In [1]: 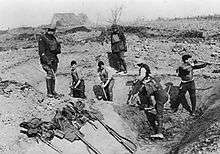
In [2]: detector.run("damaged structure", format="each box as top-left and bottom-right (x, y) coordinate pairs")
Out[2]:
(51, 13), (89, 27)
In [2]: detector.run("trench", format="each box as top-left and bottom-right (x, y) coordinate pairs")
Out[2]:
(0, 42), (219, 154)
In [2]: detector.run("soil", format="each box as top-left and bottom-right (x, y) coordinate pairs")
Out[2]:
(0, 19), (219, 154)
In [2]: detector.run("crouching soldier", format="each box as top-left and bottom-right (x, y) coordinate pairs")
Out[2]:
(172, 54), (210, 115)
(97, 61), (115, 101)
(69, 60), (86, 99)
(38, 26), (61, 98)
(135, 59), (168, 139)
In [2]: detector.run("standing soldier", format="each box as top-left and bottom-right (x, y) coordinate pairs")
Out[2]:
(97, 61), (115, 101)
(69, 60), (86, 99)
(172, 54), (210, 115)
(38, 26), (61, 98)
(110, 24), (127, 73)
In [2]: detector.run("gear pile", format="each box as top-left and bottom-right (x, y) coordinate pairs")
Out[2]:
(20, 100), (137, 154)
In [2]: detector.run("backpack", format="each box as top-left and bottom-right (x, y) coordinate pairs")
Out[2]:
(93, 85), (106, 100)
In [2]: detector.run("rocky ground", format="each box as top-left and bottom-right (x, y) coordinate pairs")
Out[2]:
(0, 19), (219, 154)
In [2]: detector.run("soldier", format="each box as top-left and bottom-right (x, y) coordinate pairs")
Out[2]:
(69, 60), (86, 99)
(38, 26), (61, 98)
(134, 59), (168, 139)
(97, 61), (115, 101)
(172, 54), (210, 115)
(110, 24), (127, 73)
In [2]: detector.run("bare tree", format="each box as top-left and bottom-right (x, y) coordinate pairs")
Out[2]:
(107, 5), (124, 25)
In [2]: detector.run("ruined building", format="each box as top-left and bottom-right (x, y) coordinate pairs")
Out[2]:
(51, 13), (89, 27)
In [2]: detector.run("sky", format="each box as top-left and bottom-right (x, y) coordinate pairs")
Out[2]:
(0, 0), (220, 29)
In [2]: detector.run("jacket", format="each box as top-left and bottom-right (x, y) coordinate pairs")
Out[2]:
(38, 33), (61, 64)
(110, 31), (127, 53)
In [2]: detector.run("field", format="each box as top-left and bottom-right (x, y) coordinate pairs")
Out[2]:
(0, 18), (219, 154)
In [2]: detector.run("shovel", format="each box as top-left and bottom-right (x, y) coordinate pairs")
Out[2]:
(101, 86), (108, 100)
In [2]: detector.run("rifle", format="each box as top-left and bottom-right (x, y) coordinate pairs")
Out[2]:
(126, 80), (143, 105)
(36, 134), (63, 154)
(197, 59), (220, 65)
(92, 114), (137, 154)
(70, 125), (102, 154)
(54, 109), (102, 154)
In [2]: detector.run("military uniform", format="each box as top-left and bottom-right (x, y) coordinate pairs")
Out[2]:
(173, 62), (208, 114)
(138, 65), (168, 135)
(97, 67), (115, 101)
(38, 32), (61, 97)
(110, 25), (127, 72)
(69, 68), (86, 99)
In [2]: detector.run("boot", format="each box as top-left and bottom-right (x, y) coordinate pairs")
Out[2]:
(51, 78), (62, 98)
(46, 78), (53, 98)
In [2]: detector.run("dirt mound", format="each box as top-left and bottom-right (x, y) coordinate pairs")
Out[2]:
(114, 105), (152, 138)
(61, 26), (91, 34)
(171, 83), (220, 153)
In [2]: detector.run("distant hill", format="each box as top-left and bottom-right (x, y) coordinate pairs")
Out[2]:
(164, 14), (220, 21)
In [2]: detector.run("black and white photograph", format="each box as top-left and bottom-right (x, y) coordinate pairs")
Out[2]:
(0, 0), (220, 153)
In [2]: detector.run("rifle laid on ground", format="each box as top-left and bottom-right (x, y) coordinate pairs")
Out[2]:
(69, 102), (137, 154)
(20, 100), (137, 154)
(36, 134), (63, 153)
(92, 113), (137, 154)
(52, 108), (102, 154)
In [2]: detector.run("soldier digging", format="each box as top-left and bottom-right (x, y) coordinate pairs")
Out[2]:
(69, 60), (86, 99)
(38, 25), (61, 98)
(97, 61), (115, 101)
(128, 59), (168, 139)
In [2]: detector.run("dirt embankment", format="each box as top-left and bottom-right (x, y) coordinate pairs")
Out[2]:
(0, 20), (219, 154)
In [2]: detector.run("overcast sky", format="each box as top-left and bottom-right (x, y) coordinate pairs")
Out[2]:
(0, 0), (220, 29)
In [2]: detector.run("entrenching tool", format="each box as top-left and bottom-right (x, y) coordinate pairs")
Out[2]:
(92, 114), (137, 154)
(101, 86), (108, 100)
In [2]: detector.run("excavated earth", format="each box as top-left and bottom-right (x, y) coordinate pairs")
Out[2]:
(0, 20), (219, 154)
